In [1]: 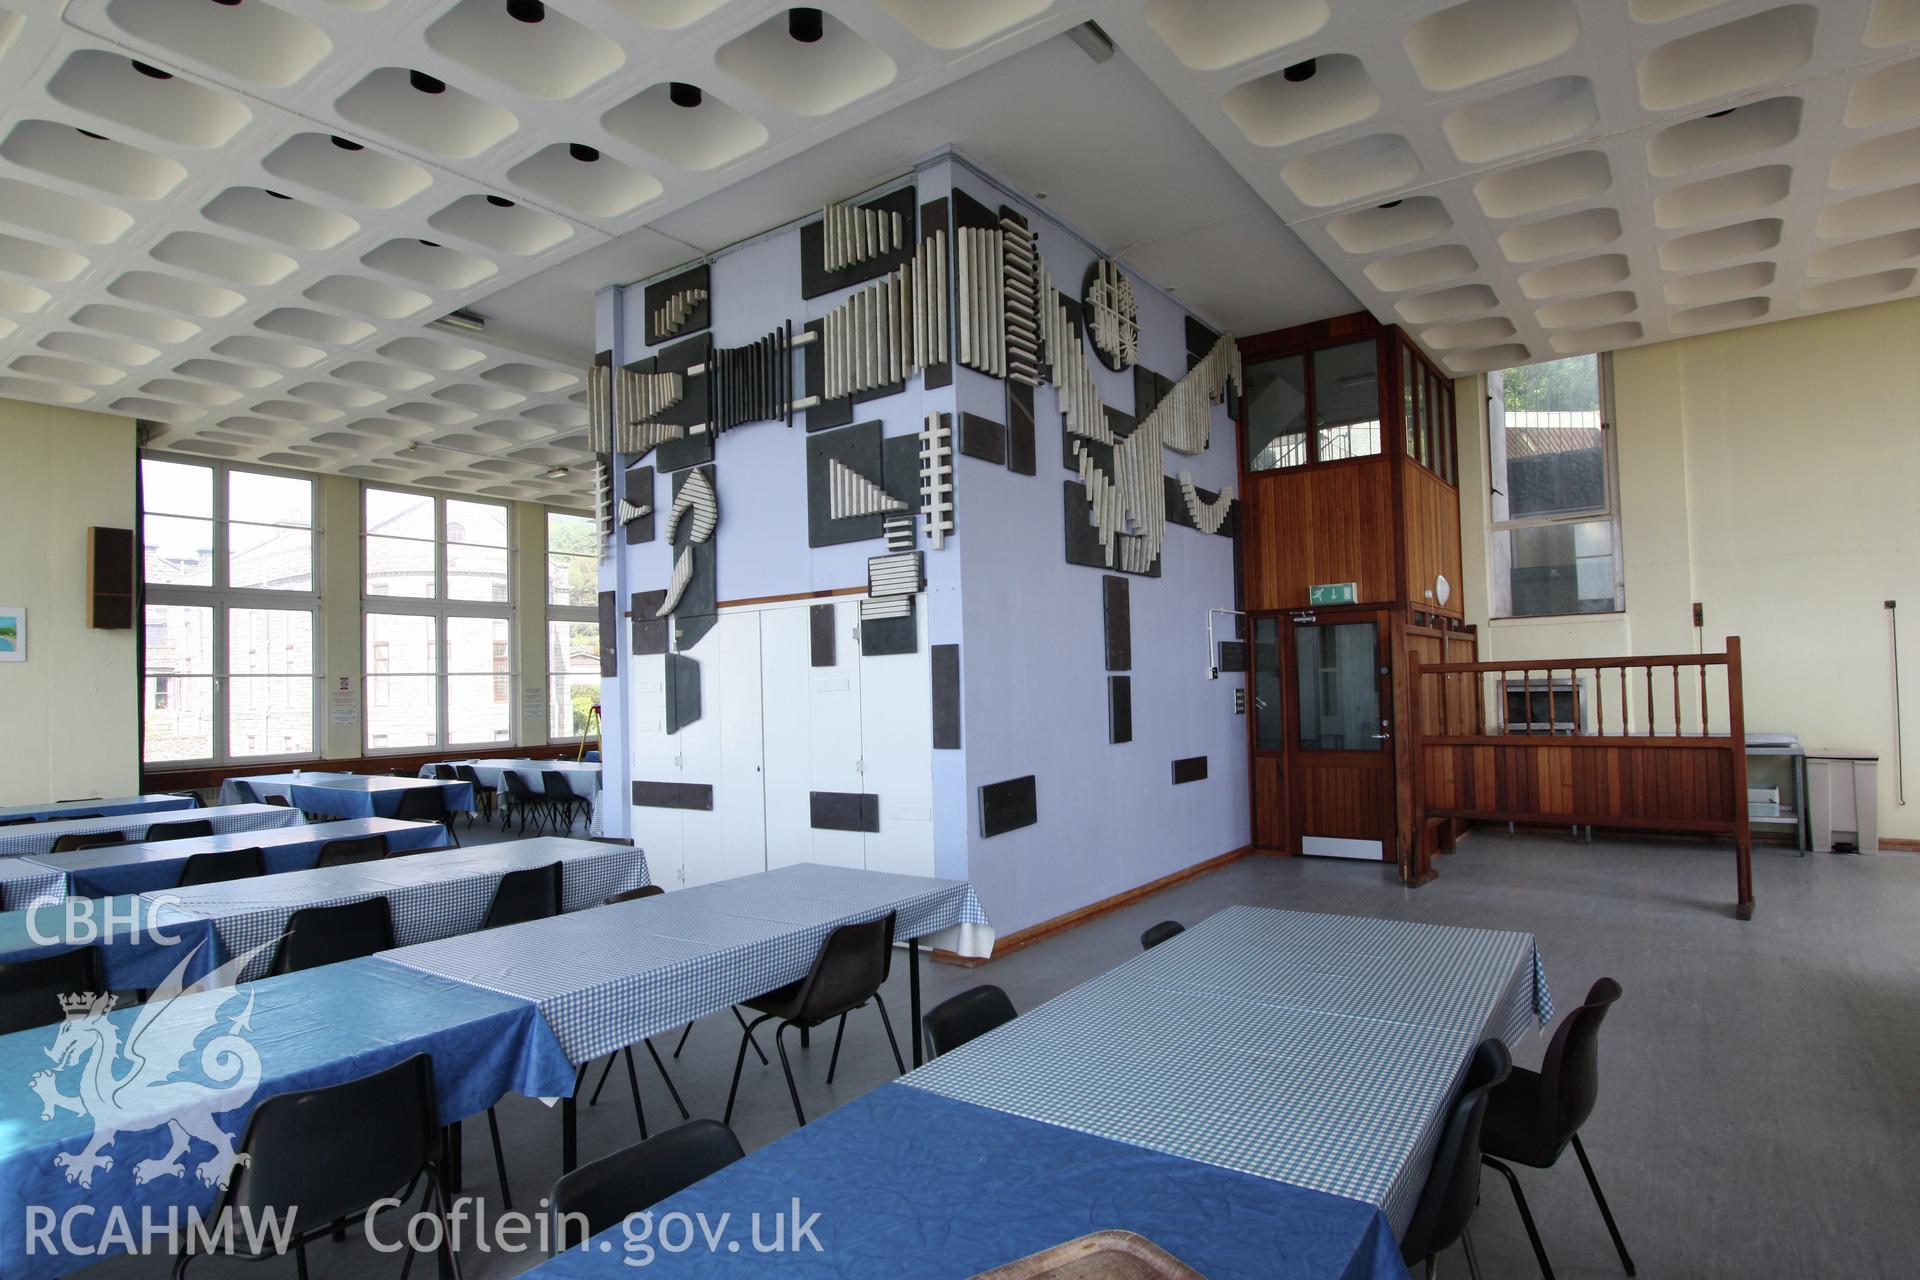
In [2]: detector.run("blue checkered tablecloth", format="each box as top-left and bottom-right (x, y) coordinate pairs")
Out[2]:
(0, 858), (66, 910)
(0, 804), (303, 858)
(0, 794), (196, 824)
(0, 895), (220, 989)
(424, 759), (600, 800)
(218, 772), (350, 805)
(144, 837), (648, 981)
(22, 818), (449, 898)
(223, 774), (474, 819)
(903, 905), (1550, 1238)
(384, 862), (990, 1065)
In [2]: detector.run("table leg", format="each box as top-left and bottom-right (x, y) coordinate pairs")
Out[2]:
(445, 1120), (463, 1195)
(562, 1094), (578, 1173)
(909, 937), (923, 1068)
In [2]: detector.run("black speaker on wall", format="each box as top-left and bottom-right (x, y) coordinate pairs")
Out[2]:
(88, 527), (134, 630)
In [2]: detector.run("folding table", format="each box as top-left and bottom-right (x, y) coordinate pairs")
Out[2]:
(0, 794), (196, 824)
(0, 803), (303, 859)
(223, 773), (474, 820)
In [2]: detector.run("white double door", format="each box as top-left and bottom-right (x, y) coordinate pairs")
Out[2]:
(628, 598), (934, 889)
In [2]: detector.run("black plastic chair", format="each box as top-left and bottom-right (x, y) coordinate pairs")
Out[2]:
(923, 984), (1018, 1058)
(176, 847), (265, 888)
(499, 771), (550, 834)
(583, 885), (689, 1131)
(453, 765), (495, 823)
(1141, 920), (1185, 950)
(147, 818), (215, 842)
(51, 831), (125, 853)
(228, 780), (261, 804)
(170, 1053), (458, 1279)
(1400, 1037), (1512, 1280)
(0, 816), (33, 826)
(0, 947), (105, 1036)
(482, 862), (563, 930)
(543, 770), (588, 833)
(315, 834), (388, 868)
(267, 898), (396, 976)
(1482, 978), (1636, 1280)
(262, 794), (292, 808)
(550, 1120), (745, 1250)
(603, 884), (664, 904)
(431, 764), (460, 781)
(725, 912), (904, 1128)
(395, 785), (460, 847)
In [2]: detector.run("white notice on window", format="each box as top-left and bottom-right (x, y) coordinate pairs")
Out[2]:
(331, 676), (357, 727)
(523, 686), (544, 720)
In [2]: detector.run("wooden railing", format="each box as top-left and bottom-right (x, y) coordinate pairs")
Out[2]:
(1407, 637), (1752, 919)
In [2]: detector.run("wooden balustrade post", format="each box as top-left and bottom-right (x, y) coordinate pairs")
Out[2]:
(1404, 649), (1436, 887)
(1727, 636), (1754, 920)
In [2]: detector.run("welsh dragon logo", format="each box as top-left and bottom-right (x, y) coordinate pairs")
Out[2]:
(29, 941), (272, 1190)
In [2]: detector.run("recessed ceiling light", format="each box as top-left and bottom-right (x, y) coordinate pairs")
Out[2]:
(1378, 199), (1403, 209)
(265, 189), (291, 200)
(568, 143), (600, 163)
(788, 7), (824, 43)
(544, 465), (570, 479)
(331, 135), (365, 151)
(418, 239), (441, 248)
(410, 70), (447, 95)
(669, 82), (704, 109)
(1283, 58), (1318, 84)
(1707, 107), (1737, 119)
(486, 195), (515, 208)
(208, 0), (242, 7)
(507, 0), (546, 22)
(435, 309), (487, 332)
(77, 128), (109, 141)
(131, 60), (173, 81)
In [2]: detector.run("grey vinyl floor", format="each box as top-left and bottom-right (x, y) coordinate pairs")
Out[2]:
(89, 816), (1920, 1278)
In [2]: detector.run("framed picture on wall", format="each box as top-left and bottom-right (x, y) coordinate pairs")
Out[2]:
(0, 607), (23, 661)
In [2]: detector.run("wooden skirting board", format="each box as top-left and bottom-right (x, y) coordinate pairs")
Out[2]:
(933, 845), (1253, 967)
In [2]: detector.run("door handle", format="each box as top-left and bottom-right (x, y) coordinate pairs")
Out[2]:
(1372, 732), (1393, 740)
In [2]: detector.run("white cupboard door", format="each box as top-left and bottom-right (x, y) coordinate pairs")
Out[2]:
(625, 653), (681, 888)
(858, 606), (935, 877)
(805, 600), (868, 869)
(759, 605), (816, 869)
(710, 611), (768, 883)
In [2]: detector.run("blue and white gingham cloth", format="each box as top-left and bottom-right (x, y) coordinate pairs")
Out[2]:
(0, 795), (196, 824)
(0, 858), (66, 911)
(0, 804), (302, 858)
(424, 760), (600, 801)
(224, 774), (474, 819)
(385, 862), (990, 1065)
(903, 905), (1549, 1237)
(145, 837), (648, 982)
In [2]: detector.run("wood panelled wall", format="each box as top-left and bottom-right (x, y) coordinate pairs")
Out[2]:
(1243, 462), (1398, 609)
(1402, 464), (1464, 618)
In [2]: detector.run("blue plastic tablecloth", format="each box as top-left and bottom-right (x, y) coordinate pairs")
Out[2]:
(290, 776), (475, 820)
(528, 1084), (1407, 1280)
(0, 895), (220, 989)
(0, 795), (196, 824)
(0, 805), (302, 859)
(0, 857), (66, 911)
(23, 818), (450, 898)
(0, 955), (574, 1280)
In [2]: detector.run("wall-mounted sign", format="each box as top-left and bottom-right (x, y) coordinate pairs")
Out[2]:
(1309, 582), (1357, 606)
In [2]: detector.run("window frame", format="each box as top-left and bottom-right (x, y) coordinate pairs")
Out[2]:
(543, 508), (600, 743)
(1486, 353), (1626, 619)
(1242, 333), (1392, 476)
(359, 484), (515, 754)
(139, 455), (321, 767)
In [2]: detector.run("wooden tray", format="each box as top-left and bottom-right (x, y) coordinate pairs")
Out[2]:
(969, 1231), (1205, 1279)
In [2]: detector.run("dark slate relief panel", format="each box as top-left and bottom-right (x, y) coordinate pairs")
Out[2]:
(643, 263), (710, 346)
(1109, 675), (1133, 744)
(920, 195), (951, 390)
(632, 781), (714, 811)
(597, 591), (618, 677)
(806, 420), (886, 547)
(630, 589), (668, 656)
(1172, 756), (1209, 785)
(623, 463), (656, 545)
(979, 775), (1038, 838)
(861, 608), (916, 657)
(810, 791), (880, 833)
(1103, 575), (1131, 672)
(665, 651), (701, 735)
(932, 643), (961, 749)
(959, 412), (1006, 466)
(800, 185), (917, 300)
(1216, 640), (1247, 673)
(881, 432), (924, 511)
(1064, 481), (1160, 578)
(803, 318), (853, 432)
(810, 603), (836, 668)
(1006, 382), (1036, 476)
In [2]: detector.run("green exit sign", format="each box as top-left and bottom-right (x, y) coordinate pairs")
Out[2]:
(1309, 582), (1357, 606)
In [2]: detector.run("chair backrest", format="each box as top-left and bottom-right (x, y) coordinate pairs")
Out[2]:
(51, 831), (124, 853)
(432, 764), (459, 780)
(394, 786), (450, 823)
(218, 1053), (439, 1232)
(483, 862), (563, 929)
(228, 780), (260, 804)
(791, 912), (895, 1024)
(1140, 920), (1185, 950)
(268, 898), (396, 976)
(0, 816), (34, 826)
(1399, 1038), (1512, 1266)
(604, 884), (664, 905)
(262, 794), (292, 807)
(316, 834), (388, 868)
(588, 836), (636, 846)
(454, 764), (489, 790)
(147, 818), (215, 842)
(1534, 977), (1622, 1148)
(541, 770), (577, 801)
(177, 846), (265, 888)
(501, 771), (542, 803)
(551, 1120), (745, 1248)
(923, 984), (1018, 1058)
(0, 947), (105, 1036)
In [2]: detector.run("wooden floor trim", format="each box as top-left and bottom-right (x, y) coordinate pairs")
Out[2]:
(932, 845), (1253, 967)
(1879, 838), (1920, 852)
(718, 585), (865, 609)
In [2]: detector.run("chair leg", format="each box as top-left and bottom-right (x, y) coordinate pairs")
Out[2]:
(485, 1107), (512, 1214)
(295, 1242), (310, 1280)
(622, 1045), (648, 1139)
(443, 818), (460, 848)
(773, 1021), (807, 1127)
(825, 1012), (849, 1084)
(723, 1013), (778, 1124)
(428, 1172), (465, 1280)
(588, 1054), (616, 1105)
(1462, 1227), (1485, 1280)
(1572, 1134), (1637, 1276)
(734, 1006), (770, 1064)
(872, 992), (906, 1075)
(644, 1037), (690, 1120)
(1483, 1157), (1555, 1280)
(673, 1020), (694, 1058)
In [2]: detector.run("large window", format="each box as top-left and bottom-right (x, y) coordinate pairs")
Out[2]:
(545, 511), (600, 740)
(1246, 339), (1383, 472)
(140, 459), (317, 763)
(361, 487), (512, 750)
(1487, 354), (1623, 617)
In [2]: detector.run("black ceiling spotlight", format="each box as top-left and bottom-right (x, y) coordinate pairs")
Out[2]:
(77, 128), (109, 140)
(418, 239), (441, 248)
(1378, 199), (1402, 209)
(506, 0), (546, 22)
(266, 189), (292, 200)
(668, 81), (703, 109)
(1282, 58), (1317, 83)
(788, 7), (824, 43)
(568, 142), (600, 162)
(410, 70), (448, 95)
(1707, 107), (1737, 118)
(331, 135), (365, 150)
(208, 0), (243, 7)
(132, 60), (173, 80)
(486, 195), (515, 207)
